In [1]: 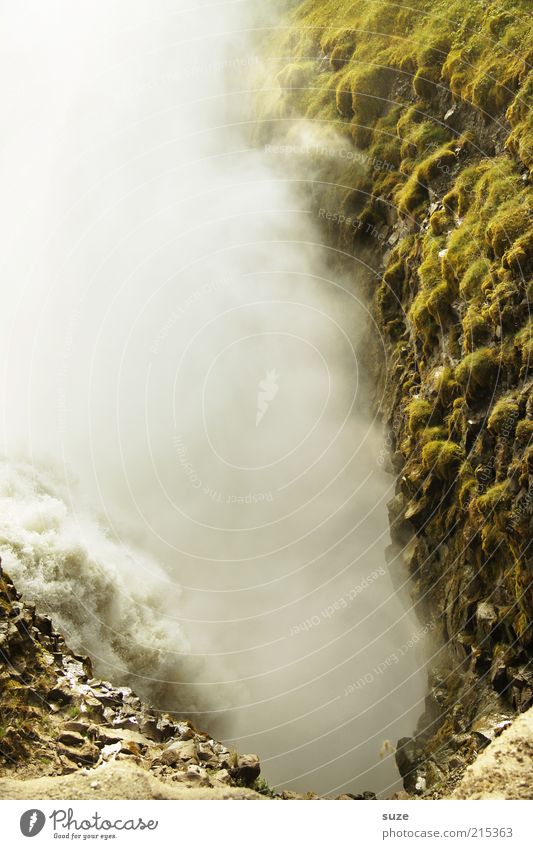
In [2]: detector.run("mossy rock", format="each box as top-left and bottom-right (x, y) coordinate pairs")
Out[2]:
(420, 425), (449, 444)
(455, 348), (499, 398)
(430, 208), (451, 236)
(477, 481), (509, 515)
(487, 396), (520, 435)
(418, 145), (457, 186)
(459, 258), (492, 301)
(458, 475), (477, 509)
(462, 307), (492, 352)
(515, 419), (533, 447)
(429, 366), (460, 405)
(407, 398), (438, 434)
(277, 63), (311, 91)
(502, 226), (533, 276)
(413, 65), (442, 100)
(395, 174), (428, 215)
(486, 205), (529, 258)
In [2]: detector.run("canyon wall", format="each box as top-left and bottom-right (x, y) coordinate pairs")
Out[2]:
(254, 0), (532, 793)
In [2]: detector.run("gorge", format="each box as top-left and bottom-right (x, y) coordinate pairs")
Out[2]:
(0, 0), (532, 800)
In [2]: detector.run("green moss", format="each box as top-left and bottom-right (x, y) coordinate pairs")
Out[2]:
(515, 419), (533, 447)
(477, 481), (509, 514)
(430, 208), (451, 236)
(336, 63), (395, 147)
(395, 143), (457, 218)
(277, 63), (312, 91)
(487, 203), (530, 258)
(428, 366), (459, 406)
(409, 237), (450, 330)
(407, 398), (437, 433)
(420, 425), (448, 444)
(413, 65), (441, 100)
(505, 73), (533, 170)
(459, 259), (492, 301)
(514, 322), (532, 376)
(422, 439), (465, 481)
(488, 396), (520, 435)
(398, 117), (449, 161)
(455, 348), (499, 397)
(502, 226), (533, 276)
(419, 145), (457, 184)
(462, 306), (492, 353)
(458, 474), (477, 508)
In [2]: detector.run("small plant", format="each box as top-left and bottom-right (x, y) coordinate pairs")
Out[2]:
(253, 777), (275, 797)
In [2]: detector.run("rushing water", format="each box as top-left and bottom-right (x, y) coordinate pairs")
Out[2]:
(0, 1), (426, 796)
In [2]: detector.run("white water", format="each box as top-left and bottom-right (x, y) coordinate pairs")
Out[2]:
(0, 0), (426, 796)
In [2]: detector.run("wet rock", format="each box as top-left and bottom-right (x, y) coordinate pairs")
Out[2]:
(425, 760), (445, 788)
(95, 729), (125, 746)
(95, 726), (147, 748)
(92, 691), (122, 708)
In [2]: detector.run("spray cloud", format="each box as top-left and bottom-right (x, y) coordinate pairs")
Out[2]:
(0, 0), (426, 795)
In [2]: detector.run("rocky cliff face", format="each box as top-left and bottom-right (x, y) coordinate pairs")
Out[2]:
(255, 0), (532, 795)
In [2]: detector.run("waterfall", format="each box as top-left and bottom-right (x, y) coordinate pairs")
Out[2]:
(0, 0), (426, 796)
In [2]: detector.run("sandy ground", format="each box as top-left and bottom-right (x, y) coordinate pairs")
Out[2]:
(451, 706), (533, 800)
(1, 708), (531, 801)
(0, 761), (263, 800)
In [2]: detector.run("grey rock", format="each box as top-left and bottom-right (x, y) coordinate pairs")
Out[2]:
(61, 721), (90, 735)
(161, 739), (198, 766)
(57, 731), (85, 747)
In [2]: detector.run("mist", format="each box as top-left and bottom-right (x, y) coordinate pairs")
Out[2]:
(0, 0), (427, 796)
